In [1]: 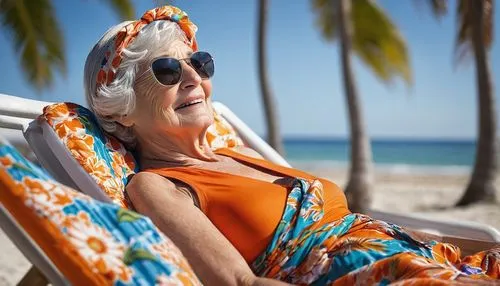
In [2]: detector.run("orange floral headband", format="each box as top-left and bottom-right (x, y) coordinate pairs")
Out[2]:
(96, 6), (198, 87)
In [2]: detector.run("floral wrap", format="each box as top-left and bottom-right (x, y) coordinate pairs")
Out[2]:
(252, 178), (500, 285)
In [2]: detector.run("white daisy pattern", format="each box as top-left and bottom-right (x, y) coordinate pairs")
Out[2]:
(66, 216), (132, 282)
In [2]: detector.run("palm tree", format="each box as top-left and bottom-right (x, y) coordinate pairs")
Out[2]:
(312, 0), (412, 212)
(257, 0), (285, 155)
(0, 0), (134, 91)
(426, 0), (497, 206)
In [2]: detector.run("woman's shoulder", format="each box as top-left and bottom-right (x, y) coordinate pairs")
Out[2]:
(126, 171), (198, 204)
(127, 171), (176, 191)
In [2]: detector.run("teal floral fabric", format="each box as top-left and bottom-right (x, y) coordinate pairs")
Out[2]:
(43, 103), (138, 208)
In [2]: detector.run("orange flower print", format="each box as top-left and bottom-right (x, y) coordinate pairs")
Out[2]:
(66, 217), (132, 283)
(114, 32), (126, 49)
(23, 177), (50, 200)
(0, 155), (13, 168)
(156, 272), (201, 286)
(54, 118), (84, 138)
(205, 131), (216, 146)
(205, 114), (243, 150)
(81, 158), (125, 207)
(111, 153), (125, 179)
(123, 153), (136, 173)
(11, 182), (27, 197)
(60, 211), (92, 229)
(67, 135), (95, 161)
(106, 70), (115, 85)
(84, 156), (112, 183)
(21, 177), (74, 223)
(43, 103), (71, 125)
(431, 242), (461, 265)
(214, 118), (231, 136)
(294, 246), (331, 284)
(301, 180), (324, 222)
(97, 70), (107, 85)
(100, 177), (125, 206)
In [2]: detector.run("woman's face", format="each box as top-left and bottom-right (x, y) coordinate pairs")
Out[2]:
(131, 40), (214, 137)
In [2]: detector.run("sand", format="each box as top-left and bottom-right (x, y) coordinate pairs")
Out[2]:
(1, 166), (499, 285)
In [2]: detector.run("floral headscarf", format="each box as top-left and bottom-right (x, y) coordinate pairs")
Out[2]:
(96, 6), (198, 87)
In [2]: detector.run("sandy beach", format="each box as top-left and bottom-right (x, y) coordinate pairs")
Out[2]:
(1, 166), (499, 285)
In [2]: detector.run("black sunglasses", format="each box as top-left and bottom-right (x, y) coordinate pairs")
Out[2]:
(150, 51), (215, 86)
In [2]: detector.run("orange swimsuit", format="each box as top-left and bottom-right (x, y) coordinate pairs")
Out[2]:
(145, 148), (350, 263)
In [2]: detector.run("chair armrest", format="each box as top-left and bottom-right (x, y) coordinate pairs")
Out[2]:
(212, 102), (291, 167)
(404, 227), (500, 257)
(0, 93), (52, 119)
(442, 236), (500, 257)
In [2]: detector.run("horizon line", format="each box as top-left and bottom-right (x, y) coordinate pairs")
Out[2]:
(270, 135), (481, 143)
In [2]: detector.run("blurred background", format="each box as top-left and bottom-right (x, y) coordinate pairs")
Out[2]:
(0, 0), (498, 284)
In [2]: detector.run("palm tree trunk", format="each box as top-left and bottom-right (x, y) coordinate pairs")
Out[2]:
(336, 0), (374, 212)
(257, 0), (285, 155)
(457, 0), (497, 206)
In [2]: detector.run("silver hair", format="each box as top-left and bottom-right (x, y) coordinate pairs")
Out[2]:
(84, 20), (188, 149)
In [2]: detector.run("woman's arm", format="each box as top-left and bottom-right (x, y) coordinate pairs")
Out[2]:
(126, 172), (290, 286)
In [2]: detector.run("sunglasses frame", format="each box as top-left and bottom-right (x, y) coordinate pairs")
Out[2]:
(148, 51), (215, 87)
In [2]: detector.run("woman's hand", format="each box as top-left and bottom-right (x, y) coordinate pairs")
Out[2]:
(127, 172), (290, 285)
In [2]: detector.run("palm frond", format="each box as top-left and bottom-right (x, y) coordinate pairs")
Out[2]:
(103, 0), (135, 20)
(153, 0), (173, 7)
(412, 0), (448, 19)
(428, 0), (448, 18)
(455, 0), (493, 64)
(0, 0), (65, 90)
(351, 0), (412, 85)
(311, 0), (338, 41)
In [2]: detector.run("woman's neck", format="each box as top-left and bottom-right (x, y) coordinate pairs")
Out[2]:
(137, 129), (218, 169)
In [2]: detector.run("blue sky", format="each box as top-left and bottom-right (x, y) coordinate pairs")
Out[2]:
(1, 0), (498, 140)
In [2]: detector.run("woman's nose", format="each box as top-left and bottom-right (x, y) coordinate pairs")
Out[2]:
(180, 61), (202, 89)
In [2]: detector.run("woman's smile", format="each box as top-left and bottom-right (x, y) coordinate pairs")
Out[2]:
(174, 95), (206, 111)
(176, 100), (204, 111)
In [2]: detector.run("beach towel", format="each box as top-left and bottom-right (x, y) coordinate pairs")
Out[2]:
(0, 141), (202, 285)
(252, 178), (500, 285)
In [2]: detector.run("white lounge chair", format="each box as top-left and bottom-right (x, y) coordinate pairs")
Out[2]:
(0, 203), (68, 286)
(1, 93), (499, 285)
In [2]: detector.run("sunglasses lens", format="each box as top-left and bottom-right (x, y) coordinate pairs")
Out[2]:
(152, 58), (182, 85)
(190, 52), (215, 79)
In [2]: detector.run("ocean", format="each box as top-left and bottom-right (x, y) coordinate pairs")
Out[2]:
(283, 138), (482, 175)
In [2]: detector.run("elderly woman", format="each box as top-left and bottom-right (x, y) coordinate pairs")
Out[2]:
(84, 6), (499, 286)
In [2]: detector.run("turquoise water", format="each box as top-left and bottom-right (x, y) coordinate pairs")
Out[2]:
(283, 138), (478, 172)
